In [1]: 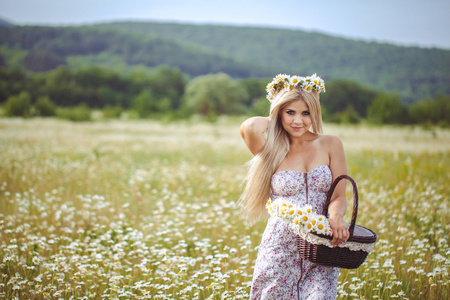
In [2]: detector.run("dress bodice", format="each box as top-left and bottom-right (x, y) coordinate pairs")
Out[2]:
(270, 165), (332, 214)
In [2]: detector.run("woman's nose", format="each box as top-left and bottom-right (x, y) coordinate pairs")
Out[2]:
(293, 114), (303, 124)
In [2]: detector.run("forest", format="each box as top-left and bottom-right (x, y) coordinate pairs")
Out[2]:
(0, 22), (449, 125)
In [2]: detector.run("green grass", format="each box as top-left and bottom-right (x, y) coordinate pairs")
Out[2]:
(0, 118), (449, 299)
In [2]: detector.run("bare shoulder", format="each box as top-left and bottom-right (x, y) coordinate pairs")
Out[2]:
(316, 134), (343, 149)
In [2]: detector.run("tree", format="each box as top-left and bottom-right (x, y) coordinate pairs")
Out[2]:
(320, 79), (376, 118)
(148, 66), (186, 110)
(35, 96), (56, 117)
(333, 104), (361, 124)
(132, 90), (159, 118)
(3, 92), (31, 117)
(367, 93), (408, 124)
(184, 73), (248, 116)
(409, 94), (450, 126)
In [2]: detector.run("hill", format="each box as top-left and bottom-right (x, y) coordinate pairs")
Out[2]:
(1, 21), (449, 103)
(0, 17), (13, 27)
(92, 22), (450, 104)
(0, 26), (265, 77)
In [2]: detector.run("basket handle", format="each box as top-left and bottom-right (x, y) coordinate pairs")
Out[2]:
(322, 174), (358, 237)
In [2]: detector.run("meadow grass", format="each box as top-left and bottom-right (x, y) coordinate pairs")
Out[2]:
(0, 118), (448, 299)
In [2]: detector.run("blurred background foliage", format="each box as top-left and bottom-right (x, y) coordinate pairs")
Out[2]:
(0, 22), (449, 126)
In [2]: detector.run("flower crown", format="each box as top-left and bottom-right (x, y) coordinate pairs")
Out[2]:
(266, 73), (326, 101)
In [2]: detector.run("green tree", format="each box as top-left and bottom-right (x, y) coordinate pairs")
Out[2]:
(239, 78), (268, 107)
(367, 93), (408, 124)
(148, 66), (186, 110)
(184, 73), (248, 116)
(3, 92), (31, 117)
(251, 97), (270, 116)
(333, 104), (361, 124)
(35, 96), (56, 117)
(409, 94), (450, 126)
(132, 90), (158, 118)
(320, 80), (376, 118)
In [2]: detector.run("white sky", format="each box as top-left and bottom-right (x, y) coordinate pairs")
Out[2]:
(1, 0), (449, 49)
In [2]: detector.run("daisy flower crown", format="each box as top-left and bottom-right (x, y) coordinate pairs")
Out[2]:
(266, 73), (326, 101)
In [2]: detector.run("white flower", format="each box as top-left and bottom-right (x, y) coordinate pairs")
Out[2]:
(267, 201), (331, 236)
(302, 82), (314, 93)
(32, 256), (40, 265)
(286, 205), (296, 219)
(304, 204), (313, 214)
(315, 220), (328, 235)
(290, 76), (302, 86)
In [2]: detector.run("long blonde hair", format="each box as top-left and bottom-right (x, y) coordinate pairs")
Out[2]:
(239, 87), (323, 223)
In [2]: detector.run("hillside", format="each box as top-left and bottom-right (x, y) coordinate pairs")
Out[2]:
(1, 21), (449, 103)
(0, 26), (265, 77)
(93, 22), (450, 103)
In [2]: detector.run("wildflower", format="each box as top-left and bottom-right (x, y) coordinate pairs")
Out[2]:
(32, 256), (40, 265)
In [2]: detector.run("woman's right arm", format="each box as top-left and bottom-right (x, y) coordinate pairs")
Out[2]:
(240, 116), (269, 155)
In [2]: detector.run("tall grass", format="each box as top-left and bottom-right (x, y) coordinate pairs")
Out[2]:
(0, 118), (448, 299)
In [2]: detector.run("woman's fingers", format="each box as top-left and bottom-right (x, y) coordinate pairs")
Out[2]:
(331, 227), (350, 246)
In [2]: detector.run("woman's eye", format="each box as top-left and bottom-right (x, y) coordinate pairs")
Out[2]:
(287, 110), (295, 115)
(302, 111), (310, 116)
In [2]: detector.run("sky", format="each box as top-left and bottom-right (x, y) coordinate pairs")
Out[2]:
(1, 0), (450, 49)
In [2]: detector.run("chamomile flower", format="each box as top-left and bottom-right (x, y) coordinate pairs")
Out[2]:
(302, 82), (313, 93)
(316, 215), (325, 222)
(287, 207), (296, 218)
(32, 256), (40, 265)
(304, 205), (313, 214)
(304, 220), (315, 233)
(301, 214), (309, 223)
(275, 74), (289, 82)
(316, 221), (328, 235)
(290, 76), (302, 86)
(284, 82), (295, 91)
(296, 208), (304, 216)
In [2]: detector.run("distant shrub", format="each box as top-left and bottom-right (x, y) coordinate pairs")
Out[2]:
(102, 105), (123, 119)
(35, 96), (56, 117)
(56, 103), (91, 121)
(333, 105), (361, 124)
(409, 94), (450, 127)
(3, 91), (31, 117)
(367, 93), (409, 124)
(251, 97), (270, 116)
(132, 90), (158, 118)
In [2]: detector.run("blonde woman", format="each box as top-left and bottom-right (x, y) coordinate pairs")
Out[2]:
(240, 74), (349, 299)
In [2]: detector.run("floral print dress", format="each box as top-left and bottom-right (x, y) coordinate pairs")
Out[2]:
(250, 165), (339, 300)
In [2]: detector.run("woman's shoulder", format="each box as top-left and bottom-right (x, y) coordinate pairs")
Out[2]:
(316, 134), (344, 149)
(317, 134), (342, 143)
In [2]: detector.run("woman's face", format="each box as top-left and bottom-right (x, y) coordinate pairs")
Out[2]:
(279, 100), (312, 138)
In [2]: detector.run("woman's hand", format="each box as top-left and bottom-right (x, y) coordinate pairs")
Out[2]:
(328, 214), (350, 247)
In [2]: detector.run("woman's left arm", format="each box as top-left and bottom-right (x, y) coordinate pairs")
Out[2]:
(327, 135), (350, 247)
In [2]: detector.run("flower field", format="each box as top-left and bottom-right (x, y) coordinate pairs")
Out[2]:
(0, 118), (449, 299)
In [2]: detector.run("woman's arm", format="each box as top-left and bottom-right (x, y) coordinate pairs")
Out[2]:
(240, 116), (269, 155)
(326, 135), (350, 247)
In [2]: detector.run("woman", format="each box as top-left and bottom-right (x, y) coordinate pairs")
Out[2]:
(240, 74), (350, 299)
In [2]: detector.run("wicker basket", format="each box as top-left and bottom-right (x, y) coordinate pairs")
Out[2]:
(297, 175), (377, 269)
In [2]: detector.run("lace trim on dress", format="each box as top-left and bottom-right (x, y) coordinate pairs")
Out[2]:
(276, 218), (375, 253)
